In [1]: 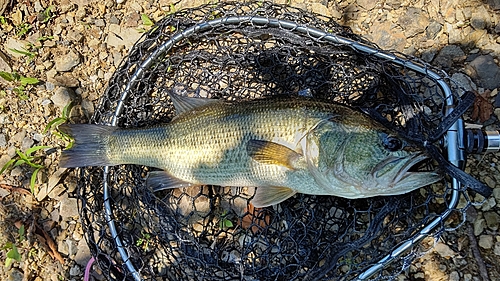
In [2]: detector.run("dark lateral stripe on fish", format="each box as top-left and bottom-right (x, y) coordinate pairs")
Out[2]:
(59, 124), (117, 168)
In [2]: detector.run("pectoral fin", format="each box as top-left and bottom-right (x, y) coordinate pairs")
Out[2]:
(146, 171), (194, 191)
(247, 140), (303, 170)
(252, 186), (297, 208)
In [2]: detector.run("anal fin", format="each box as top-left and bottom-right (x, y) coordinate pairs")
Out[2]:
(146, 171), (194, 192)
(252, 186), (297, 208)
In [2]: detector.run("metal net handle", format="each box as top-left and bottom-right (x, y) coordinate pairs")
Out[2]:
(101, 16), (462, 280)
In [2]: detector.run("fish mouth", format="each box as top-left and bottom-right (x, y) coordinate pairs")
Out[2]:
(372, 153), (442, 194)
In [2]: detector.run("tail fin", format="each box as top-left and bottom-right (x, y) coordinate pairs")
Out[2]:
(59, 124), (118, 168)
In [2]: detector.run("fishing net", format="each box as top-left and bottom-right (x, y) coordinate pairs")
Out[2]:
(76, 2), (490, 280)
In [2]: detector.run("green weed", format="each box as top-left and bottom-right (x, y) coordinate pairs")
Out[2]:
(136, 231), (152, 252)
(44, 102), (74, 147)
(2, 225), (25, 268)
(0, 146), (50, 193)
(8, 47), (37, 61)
(141, 14), (154, 26)
(40, 6), (55, 23)
(15, 23), (31, 37)
(0, 71), (39, 100)
(37, 35), (54, 42)
(219, 210), (234, 229)
(138, 14), (157, 33)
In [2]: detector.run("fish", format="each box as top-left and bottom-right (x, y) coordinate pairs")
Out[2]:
(59, 92), (442, 207)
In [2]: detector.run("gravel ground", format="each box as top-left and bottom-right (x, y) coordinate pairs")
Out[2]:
(0, 0), (499, 280)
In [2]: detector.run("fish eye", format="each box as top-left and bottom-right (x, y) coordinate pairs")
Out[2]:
(382, 135), (404, 152)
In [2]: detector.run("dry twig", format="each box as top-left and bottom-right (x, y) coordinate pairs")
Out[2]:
(466, 223), (491, 281)
(0, 183), (32, 196)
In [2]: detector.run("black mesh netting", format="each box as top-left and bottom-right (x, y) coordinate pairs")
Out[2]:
(76, 2), (483, 280)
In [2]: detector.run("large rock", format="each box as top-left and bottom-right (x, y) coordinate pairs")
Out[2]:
(367, 21), (406, 51)
(106, 24), (142, 50)
(465, 55), (500, 90)
(398, 8), (429, 38)
(54, 50), (80, 72)
(433, 45), (465, 69)
(357, 0), (377, 10)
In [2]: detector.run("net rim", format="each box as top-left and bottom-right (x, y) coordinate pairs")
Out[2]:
(98, 14), (462, 281)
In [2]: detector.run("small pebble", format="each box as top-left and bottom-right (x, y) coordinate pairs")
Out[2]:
(69, 265), (81, 276)
(95, 19), (106, 27)
(66, 238), (78, 256)
(21, 137), (34, 151)
(473, 218), (485, 235)
(54, 50), (81, 72)
(494, 242), (500, 256)
(478, 235), (493, 249)
(34, 2), (44, 12)
(74, 238), (91, 267)
(10, 166), (23, 177)
(493, 187), (500, 201)
(449, 271), (460, 281)
(434, 242), (456, 258)
(484, 211), (500, 230)
(8, 268), (23, 281)
(10, 130), (26, 144)
(59, 197), (79, 219)
(50, 87), (76, 109)
(414, 272), (425, 279)
(57, 240), (69, 256)
(45, 81), (55, 91)
(0, 133), (7, 148)
(33, 133), (44, 142)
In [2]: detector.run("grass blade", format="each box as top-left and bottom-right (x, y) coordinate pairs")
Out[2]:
(30, 168), (41, 193)
(25, 145), (50, 157)
(0, 159), (16, 174)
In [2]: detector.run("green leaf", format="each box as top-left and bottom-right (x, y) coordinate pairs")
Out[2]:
(25, 145), (50, 157)
(141, 14), (154, 26)
(20, 77), (39, 86)
(2, 242), (13, 250)
(16, 23), (31, 37)
(15, 149), (30, 162)
(37, 35), (54, 42)
(61, 102), (73, 118)
(41, 6), (55, 23)
(223, 219), (233, 228)
(30, 168), (41, 193)
(44, 117), (66, 133)
(13, 159), (26, 168)
(18, 225), (25, 242)
(9, 48), (36, 59)
(0, 71), (15, 82)
(6, 244), (21, 261)
(0, 159), (16, 174)
(5, 257), (14, 268)
(13, 86), (28, 100)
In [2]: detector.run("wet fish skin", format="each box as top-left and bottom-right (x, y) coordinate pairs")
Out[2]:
(60, 94), (441, 207)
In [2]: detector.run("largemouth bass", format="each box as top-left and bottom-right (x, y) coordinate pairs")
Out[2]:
(59, 93), (441, 207)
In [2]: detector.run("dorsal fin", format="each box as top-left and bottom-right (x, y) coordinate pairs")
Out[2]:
(168, 90), (220, 115)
